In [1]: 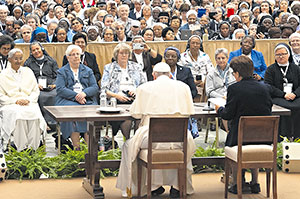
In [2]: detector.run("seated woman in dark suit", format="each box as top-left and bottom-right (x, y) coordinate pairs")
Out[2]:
(164, 46), (197, 99)
(216, 55), (273, 194)
(62, 32), (101, 84)
(56, 45), (98, 150)
(264, 43), (300, 139)
(24, 42), (59, 127)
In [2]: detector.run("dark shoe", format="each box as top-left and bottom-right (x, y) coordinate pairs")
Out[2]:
(210, 123), (216, 131)
(151, 186), (165, 196)
(170, 186), (180, 198)
(228, 184), (251, 194)
(250, 183), (261, 194)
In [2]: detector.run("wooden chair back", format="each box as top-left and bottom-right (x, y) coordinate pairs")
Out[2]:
(238, 115), (279, 146)
(149, 117), (189, 143)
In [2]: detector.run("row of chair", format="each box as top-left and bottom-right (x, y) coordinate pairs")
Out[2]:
(137, 115), (279, 199)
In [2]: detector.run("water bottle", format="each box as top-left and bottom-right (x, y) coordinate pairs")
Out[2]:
(99, 137), (105, 151)
(100, 91), (107, 107)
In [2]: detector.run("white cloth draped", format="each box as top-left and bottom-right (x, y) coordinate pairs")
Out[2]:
(116, 75), (196, 197)
(0, 66), (47, 151)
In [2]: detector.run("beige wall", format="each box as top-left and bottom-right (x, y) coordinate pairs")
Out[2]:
(16, 39), (288, 75)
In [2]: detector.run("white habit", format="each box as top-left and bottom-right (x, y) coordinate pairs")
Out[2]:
(0, 66), (47, 151)
(116, 75), (196, 196)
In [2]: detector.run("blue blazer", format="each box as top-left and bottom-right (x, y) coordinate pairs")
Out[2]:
(55, 64), (98, 139)
(176, 64), (198, 99)
(228, 48), (267, 79)
(129, 10), (137, 20)
(55, 63), (98, 106)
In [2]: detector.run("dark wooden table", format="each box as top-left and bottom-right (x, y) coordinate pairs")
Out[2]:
(45, 103), (290, 199)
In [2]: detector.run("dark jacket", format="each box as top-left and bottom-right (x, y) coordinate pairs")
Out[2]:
(129, 10), (137, 20)
(264, 62), (300, 98)
(62, 51), (101, 84)
(217, 77), (272, 146)
(131, 51), (162, 81)
(24, 55), (59, 85)
(176, 64), (198, 99)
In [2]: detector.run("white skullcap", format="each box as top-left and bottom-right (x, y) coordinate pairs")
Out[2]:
(186, 10), (197, 19)
(153, 62), (171, 72)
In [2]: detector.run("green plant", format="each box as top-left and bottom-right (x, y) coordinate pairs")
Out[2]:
(5, 142), (122, 180)
(193, 145), (224, 173)
(5, 146), (56, 179)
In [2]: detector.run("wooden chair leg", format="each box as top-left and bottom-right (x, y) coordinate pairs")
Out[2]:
(56, 123), (61, 154)
(112, 134), (115, 149)
(178, 169), (183, 198)
(205, 118), (211, 143)
(147, 167), (151, 199)
(273, 166), (278, 199)
(183, 167), (187, 199)
(237, 165), (242, 199)
(224, 158), (229, 199)
(105, 121), (109, 136)
(266, 168), (270, 198)
(215, 117), (219, 147)
(137, 159), (142, 198)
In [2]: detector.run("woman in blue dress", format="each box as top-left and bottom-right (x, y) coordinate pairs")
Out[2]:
(55, 45), (98, 150)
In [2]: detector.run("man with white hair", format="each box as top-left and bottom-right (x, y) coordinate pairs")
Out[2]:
(116, 62), (196, 198)
(117, 4), (132, 35)
(47, 20), (58, 42)
(289, 32), (300, 66)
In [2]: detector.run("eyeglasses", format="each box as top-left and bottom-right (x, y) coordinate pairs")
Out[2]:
(119, 52), (129, 56)
(1, 47), (11, 51)
(72, 22), (80, 25)
(275, 53), (288, 57)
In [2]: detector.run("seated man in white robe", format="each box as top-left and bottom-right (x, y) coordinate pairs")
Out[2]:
(116, 62), (196, 198)
(0, 48), (47, 151)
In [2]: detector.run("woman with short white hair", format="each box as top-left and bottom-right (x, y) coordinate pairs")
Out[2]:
(55, 45), (99, 150)
(101, 43), (146, 138)
(0, 48), (47, 151)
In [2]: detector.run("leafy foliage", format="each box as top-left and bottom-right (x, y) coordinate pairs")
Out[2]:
(193, 145), (225, 173)
(5, 139), (288, 180)
(5, 146), (56, 179)
(4, 143), (121, 180)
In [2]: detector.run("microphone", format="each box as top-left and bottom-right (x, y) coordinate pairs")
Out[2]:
(203, 101), (214, 111)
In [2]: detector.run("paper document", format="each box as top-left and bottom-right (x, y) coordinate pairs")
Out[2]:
(208, 98), (226, 107)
